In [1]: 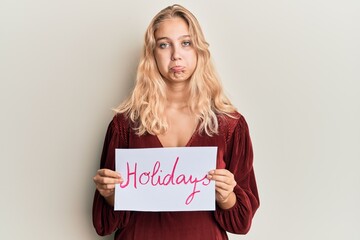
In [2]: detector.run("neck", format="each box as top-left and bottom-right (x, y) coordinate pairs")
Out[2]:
(165, 82), (190, 109)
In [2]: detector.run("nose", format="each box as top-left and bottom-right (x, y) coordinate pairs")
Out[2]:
(171, 45), (181, 61)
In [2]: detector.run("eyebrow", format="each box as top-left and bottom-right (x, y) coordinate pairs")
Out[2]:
(155, 35), (191, 42)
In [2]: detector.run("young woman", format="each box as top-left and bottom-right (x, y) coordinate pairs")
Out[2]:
(92, 4), (259, 240)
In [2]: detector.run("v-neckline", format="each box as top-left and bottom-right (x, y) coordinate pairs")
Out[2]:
(153, 125), (198, 148)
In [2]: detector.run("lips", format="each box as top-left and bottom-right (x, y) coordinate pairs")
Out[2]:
(170, 66), (185, 73)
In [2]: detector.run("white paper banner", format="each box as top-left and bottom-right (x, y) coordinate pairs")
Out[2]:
(115, 147), (217, 212)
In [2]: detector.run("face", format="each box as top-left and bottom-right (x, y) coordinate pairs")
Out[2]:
(154, 17), (197, 84)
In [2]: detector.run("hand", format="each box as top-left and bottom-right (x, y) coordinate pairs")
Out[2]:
(93, 169), (123, 205)
(207, 169), (237, 209)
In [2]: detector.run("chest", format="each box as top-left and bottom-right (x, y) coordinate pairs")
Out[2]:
(157, 108), (198, 147)
(127, 124), (229, 169)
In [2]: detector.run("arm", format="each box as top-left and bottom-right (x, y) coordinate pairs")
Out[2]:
(92, 115), (132, 236)
(213, 116), (260, 234)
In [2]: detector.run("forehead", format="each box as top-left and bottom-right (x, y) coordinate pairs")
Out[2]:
(154, 17), (190, 40)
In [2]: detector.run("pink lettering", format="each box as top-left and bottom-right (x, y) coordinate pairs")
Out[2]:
(120, 162), (138, 189)
(139, 172), (150, 185)
(119, 157), (210, 205)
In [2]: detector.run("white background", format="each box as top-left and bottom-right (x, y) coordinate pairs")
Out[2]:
(0, 0), (359, 239)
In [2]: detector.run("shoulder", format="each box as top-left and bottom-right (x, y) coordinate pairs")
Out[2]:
(103, 112), (133, 147)
(218, 111), (250, 139)
(109, 112), (132, 134)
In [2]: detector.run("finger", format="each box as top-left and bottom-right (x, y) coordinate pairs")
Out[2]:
(96, 182), (118, 190)
(97, 169), (122, 178)
(207, 170), (234, 183)
(98, 187), (113, 193)
(208, 169), (232, 176)
(215, 181), (236, 191)
(208, 174), (235, 186)
(213, 169), (227, 175)
(93, 175), (123, 185)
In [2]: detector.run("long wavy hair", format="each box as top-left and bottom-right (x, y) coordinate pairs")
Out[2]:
(115, 4), (237, 136)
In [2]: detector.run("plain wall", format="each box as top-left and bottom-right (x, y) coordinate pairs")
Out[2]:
(1, 0), (359, 239)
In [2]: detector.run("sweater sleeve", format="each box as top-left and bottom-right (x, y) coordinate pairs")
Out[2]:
(214, 115), (260, 234)
(92, 115), (132, 236)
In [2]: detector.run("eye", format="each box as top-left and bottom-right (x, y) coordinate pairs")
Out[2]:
(159, 42), (170, 49)
(182, 41), (191, 47)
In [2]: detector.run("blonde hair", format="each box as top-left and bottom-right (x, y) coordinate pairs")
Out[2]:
(115, 4), (237, 136)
